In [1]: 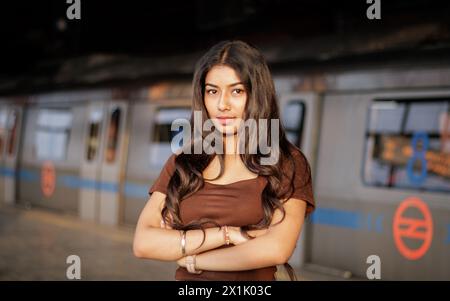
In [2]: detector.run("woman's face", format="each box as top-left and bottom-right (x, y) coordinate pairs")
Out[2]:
(204, 65), (247, 135)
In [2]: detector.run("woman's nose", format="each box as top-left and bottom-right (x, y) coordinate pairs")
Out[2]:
(218, 93), (230, 111)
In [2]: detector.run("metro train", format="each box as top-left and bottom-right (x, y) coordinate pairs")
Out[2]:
(0, 59), (449, 280)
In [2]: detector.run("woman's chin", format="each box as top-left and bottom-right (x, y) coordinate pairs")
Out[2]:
(216, 125), (238, 136)
(210, 121), (237, 135)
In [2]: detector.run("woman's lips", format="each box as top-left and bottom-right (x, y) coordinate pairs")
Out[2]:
(216, 117), (235, 125)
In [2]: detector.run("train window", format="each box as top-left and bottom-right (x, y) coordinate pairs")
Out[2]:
(150, 107), (191, 167)
(85, 108), (103, 161)
(105, 107), (121, 163)
(7, 109), (19, 156)
(0, 109), (6, 158)
(282, 101), (305, 148)
(35, 109), (73, 161)
(363, 98), (450, 193)
(151, 107), (191, 144)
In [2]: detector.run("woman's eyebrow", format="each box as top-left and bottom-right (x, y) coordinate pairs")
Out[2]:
(205, 82), (244, 88)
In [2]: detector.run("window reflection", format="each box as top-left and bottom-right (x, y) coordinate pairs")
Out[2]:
(7, 109), (18, 156)
(86, 109), (103, 161)
(0, 109), (6, 158)
(282, 101), (305, 148)
(105, 107), (121, 163)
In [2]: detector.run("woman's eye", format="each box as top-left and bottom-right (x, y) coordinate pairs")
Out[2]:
(232, 89), (244, 95)
(206, 89), (217, 95)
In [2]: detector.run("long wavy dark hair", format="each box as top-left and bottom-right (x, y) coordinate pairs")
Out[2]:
(161, 40), (311, 280)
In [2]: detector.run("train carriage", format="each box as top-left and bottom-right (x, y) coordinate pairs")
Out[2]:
(0, 60), (449, 280)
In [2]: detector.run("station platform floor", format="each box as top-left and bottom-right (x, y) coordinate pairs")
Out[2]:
(0, 204), (356, 281)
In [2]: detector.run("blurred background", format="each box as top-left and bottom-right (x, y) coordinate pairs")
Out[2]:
(0, 0), (449, 280)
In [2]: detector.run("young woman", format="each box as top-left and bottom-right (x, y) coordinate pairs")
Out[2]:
(133, 40), (315, 281)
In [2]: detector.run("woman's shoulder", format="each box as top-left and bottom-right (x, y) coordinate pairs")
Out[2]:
(283, 144), (315, 214)
(166, 152), (178, 165)
(161, 152), (179, 174)
(148, 152), (179, 195)
(280, 144), (313, 192)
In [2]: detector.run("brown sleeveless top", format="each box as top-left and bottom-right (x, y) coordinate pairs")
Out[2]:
(149, 147), (315, 281)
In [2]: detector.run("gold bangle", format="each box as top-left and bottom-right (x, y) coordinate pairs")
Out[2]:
(180, 230), (186, 256)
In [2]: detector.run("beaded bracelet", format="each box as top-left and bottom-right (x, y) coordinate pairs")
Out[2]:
(186, 255), (202, 274)
(222, 225), (230, 245)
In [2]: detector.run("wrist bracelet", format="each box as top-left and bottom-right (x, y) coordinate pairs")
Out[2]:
(186, 255), (202, 274)
(222, 225), (230, 245)
(180, 230), (186, 256)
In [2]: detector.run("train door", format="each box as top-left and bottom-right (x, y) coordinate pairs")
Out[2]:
(278, 92), (321, 269)
(79, 102), (107, 222)
(0, 105), (22, 204)
(123, 102), (191, 225)
(98, 101), (128, 225)
(17, 103), (82, 213)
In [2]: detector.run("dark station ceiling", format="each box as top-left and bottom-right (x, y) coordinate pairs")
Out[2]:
(1, 0), (450, 93)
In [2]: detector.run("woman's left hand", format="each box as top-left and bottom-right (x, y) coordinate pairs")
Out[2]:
(228, 227), (250, 245)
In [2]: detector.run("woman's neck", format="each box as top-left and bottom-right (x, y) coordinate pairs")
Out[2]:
(223, 133), (239, 156)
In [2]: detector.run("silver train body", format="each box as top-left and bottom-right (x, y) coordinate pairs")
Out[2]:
(1, 61), (449, 280)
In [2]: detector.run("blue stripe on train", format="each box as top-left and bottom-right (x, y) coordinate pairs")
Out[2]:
(310, 208), (386, 233)
(1, 168), (120, 193)
(98, 181), (119, 193)
(310, 208), (364, 230)
(18, 169), (39, 182)
(124, 182), (149, 199)
(2, 167), (148, 197)
(60, 175), (98, 190)
(0, 167), (16, 177)
(58, 175), (118, 192)
(5, 168), (152, 199)
(447, 225), (450, 244)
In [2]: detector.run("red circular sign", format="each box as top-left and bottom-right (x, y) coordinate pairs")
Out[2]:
(393, 197), (433, 260)
(41, 161), (56, 197)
